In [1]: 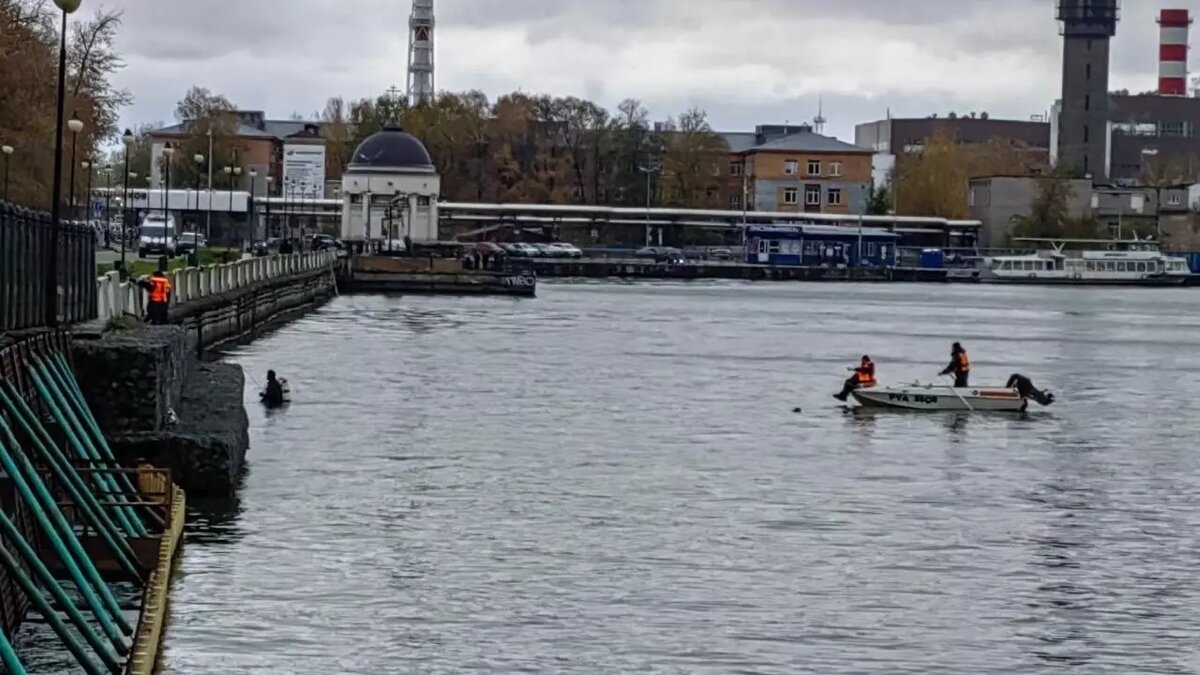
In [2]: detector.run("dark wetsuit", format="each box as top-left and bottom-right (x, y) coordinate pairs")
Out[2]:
(261, 378), (284, 407)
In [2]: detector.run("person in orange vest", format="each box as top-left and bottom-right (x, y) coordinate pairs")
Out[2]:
(137, 269), (172, 324)
(940, 342), (970, 387)
(834, 355), (877, 401)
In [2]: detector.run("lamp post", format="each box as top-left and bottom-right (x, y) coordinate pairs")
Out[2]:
(248, 169), (258, 249)
(67, 114), (83, 222)
(266, 176), (274, 242)
(161, 142), (174, 236)
(47, 0), (83, 326)
(102, 163), (112, 247)
(637, 162), (661, 246)
(1, 144), (12, 202)
(82, 159), (92, 225)
(120, 129), (133, 274)
(193, 153), (204, 228)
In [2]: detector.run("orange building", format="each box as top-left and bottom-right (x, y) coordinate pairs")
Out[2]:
(718, 124), (873, 214)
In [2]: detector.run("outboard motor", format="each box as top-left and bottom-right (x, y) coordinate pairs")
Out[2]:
(1007, 373), (1055, 406)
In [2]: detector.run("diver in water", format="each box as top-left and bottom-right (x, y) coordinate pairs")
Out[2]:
(260, 370), (285, 407)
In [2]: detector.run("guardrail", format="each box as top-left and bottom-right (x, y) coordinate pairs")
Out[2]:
(95, 251), (337, 324)
(0, 201), (98, 331)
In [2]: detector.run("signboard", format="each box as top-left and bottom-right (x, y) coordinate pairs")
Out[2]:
(282, 144), (326, 199)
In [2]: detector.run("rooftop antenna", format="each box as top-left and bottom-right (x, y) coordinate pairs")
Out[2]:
(813, 97), (827, 135)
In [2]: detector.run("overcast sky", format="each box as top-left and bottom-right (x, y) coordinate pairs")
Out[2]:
(105, 0), (1181, 140)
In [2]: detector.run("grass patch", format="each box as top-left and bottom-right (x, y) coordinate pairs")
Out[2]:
(96, 246), (242, 278)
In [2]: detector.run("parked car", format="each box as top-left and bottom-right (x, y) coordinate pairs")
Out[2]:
(545, 242), (584, 258)
(309, 234), (344, 252)
(509, 242), (542, 257)
(177, 232), (207, 253)
(137, 214), (178, 258)
(531, 243), (560, 257)
(635, 246), (685, 264)
(708, 247), (733, 261)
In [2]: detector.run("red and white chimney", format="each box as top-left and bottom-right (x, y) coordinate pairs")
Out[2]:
(1158, 9), (1191, 97)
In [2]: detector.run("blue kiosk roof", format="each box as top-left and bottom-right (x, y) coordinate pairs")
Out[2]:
(747, 224), (901, 239)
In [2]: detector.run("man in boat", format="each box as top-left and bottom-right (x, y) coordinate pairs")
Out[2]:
(260, 370), (285, 408)
(939, 342), (970, 387)
(834, 355), (876, 401)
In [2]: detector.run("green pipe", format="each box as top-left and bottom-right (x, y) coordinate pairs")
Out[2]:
(0, 510), (125, 671)
(0, 400), (143, 581)
(37, 355), (147, 533)
(24, 364), (142, 537)
(0, 436), (133, 641)
(39, 355), (148, 533)
(0, 382), (138, 558)
(0, 629), (28, 675)
(30, 359), (138, 522)
(48, 354), (144, 503)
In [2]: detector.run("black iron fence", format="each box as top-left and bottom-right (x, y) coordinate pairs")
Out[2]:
(0, 201), (97, 331)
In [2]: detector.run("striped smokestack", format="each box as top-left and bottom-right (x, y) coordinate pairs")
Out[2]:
(1159, 9), (1191, 97)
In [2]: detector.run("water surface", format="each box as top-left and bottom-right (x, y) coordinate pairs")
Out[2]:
(160, 282), (1200, 674)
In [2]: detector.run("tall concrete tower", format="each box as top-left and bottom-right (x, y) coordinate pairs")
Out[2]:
(407, 0), (435, 106)
(1057, 0), (1119, 180)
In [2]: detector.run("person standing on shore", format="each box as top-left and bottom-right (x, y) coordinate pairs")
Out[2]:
(137, 269), (172, 324)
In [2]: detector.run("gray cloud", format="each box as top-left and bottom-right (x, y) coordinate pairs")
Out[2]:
(100, 0), (1178, 140)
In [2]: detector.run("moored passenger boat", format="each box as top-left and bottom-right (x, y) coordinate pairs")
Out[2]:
(980, 237), (1192, 286)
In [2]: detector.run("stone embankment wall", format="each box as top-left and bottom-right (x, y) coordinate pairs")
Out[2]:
(75, 252), (338, 495)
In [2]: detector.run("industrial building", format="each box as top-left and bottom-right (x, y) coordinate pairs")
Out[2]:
(854, 115), (1051, 187)
(1051, 5), (1200, 185)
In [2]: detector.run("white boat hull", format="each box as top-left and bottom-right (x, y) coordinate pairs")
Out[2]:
(851, 384), (1027, 412)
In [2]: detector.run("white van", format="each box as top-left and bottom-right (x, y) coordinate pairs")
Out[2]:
(138, 214), (178, 258)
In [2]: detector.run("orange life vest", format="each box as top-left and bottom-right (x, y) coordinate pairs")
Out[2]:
(148, 276), (172, 304)
(856, 359), (877, 385)
(956, 351), (970, 373)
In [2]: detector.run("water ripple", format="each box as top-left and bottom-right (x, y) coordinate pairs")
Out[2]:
(151, 283), (1200, 674)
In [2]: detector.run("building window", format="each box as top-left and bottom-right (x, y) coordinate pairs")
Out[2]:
(804, 184), (821, 206)
(830, 162), (843, 177)
(807, 159), (822, 176)
(1161, 121), (1187, 137)
(1168, 192), (1183, 206)
(784, 160), (799, 176)
(1085, 95), (1090, 111)
(730, 161), (743, 176)
(1086, 63), (1092, 79)
(827, 188), (843, 206)
(783, 187), (799, 204)
(731, 194), (742, 209)
(1083, 125), (1089, 143)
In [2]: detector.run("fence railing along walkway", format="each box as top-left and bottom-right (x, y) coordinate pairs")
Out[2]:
(0, 202), (97, 332)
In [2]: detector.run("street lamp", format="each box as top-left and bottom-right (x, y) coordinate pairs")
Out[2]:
(1, 144), (13, 202)
(193, 153), (204, 217)
(102, 163), (112, 247)
(248, 169), (258, 249)
(161, 142), (174, 232)
(120, 128), (133, 273)
(82, 159), (92, 224)
(637, 162), (661, 246)
(46, 0), (83, 327)
(67, 114), (83, 222)
(266, 176), (274, 242)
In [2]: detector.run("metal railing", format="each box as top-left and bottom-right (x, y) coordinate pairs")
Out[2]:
(0, 201), (97, 331)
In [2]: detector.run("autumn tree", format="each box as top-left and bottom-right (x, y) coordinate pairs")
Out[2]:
(658, 108), (727, 208)
(1010, 174), (1101, 240)
(0, 0), (128, 208)
(892, 129), (1045, 218)
(168, 86), (240, 189)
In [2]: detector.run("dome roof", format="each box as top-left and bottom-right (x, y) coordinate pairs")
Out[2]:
(346, 121), (435, 174)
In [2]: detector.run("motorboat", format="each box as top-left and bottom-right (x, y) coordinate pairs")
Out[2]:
(850, 374), (1054, 412)
(980, 237), (1192, 286)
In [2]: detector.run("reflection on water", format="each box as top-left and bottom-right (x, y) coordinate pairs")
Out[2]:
(146, 283), (1200, 674)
